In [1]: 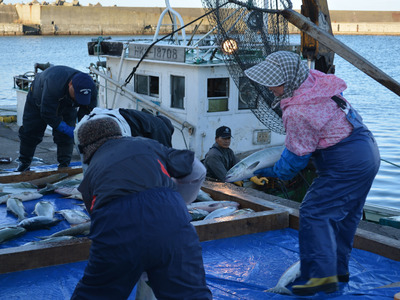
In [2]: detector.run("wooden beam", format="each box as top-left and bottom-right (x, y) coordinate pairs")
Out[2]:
(281, 8), (400, 97)
(0, 166), (83, 184)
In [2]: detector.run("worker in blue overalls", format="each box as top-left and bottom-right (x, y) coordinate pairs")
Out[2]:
(245, 51), (380, 296)
(71, 117), (211, 299)
(16, 65), (97, 172)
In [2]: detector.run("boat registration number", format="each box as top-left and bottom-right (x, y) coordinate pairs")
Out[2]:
(128, 44), (185, 63)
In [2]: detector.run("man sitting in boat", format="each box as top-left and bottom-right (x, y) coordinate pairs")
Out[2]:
(203, 126), (266, 187)
(203, 126), (238, 183)
(71, 117), (212, 300)
(16, 65), (97, 172)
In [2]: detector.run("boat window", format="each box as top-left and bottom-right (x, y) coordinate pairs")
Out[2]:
(134, 74), (159, 98)
(207, 78), (229, 112)
(238, 77), (257, 110)
(171, 75), (185, 109)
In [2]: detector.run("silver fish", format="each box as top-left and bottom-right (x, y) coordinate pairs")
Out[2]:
(6, 198), (27, 221)
(57, 209), (90, 225)
(0, 182), (38, 194)
(0, 191), (43, 204)
(188, 208), (209, 221)
(196, 190), (215, 202)
(33, 201), (56, 218)
(55, 187), (83, 200)
(187, 200), (240, 213)
(18, 216), (61, 231)
(41, 221), (91, 238)
(0, 226), (26, 244)
(265, 260), (301, 295)
(225, 145), (284, 182)
(230, 208), (255, 216)
(203, 206), (238, 220)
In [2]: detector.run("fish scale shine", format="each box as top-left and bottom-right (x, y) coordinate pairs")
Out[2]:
(225, 145), (284, 182)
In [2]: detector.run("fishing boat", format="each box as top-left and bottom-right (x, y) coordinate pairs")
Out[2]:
(11, 0), (400, 226)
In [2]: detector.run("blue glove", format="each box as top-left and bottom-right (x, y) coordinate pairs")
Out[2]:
(56, 121), (75, 138)
(254, 167), (276, 178)
(254, 148), (312, 181)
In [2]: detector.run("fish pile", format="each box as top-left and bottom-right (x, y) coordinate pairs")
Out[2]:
(187, 190), (255, 221)
(0, 173), (89, 246)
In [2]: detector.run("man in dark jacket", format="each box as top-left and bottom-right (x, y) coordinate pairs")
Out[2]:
(204, 126), (238, 182)
(16, 65), (97, 172)
(71, 118), (211, 300)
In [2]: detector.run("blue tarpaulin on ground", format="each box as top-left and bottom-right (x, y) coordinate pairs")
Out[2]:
(1, 163), (399, 299)
(1, 228), (399, 299)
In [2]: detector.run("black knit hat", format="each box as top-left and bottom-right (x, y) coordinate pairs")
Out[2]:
(78, 118), (122, 164)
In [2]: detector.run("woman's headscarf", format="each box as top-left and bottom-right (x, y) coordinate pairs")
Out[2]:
(244, 51), (309, 107)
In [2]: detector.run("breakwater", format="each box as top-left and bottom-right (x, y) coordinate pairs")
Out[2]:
(1, 4), (400, 36)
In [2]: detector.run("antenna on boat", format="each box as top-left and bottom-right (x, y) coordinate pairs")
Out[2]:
(153, 0), (186, 45)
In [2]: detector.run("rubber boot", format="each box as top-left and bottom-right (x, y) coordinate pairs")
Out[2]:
(57, 143), (74, 169)
(338, 273), (350, 282)
(292, 276), (338, 296)
(16, 141), (36, 172)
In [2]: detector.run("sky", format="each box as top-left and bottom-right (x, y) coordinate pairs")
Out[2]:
(3, 0), (400, 11)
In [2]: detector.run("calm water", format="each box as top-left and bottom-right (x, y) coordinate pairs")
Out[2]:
(1, 34), (400, 211)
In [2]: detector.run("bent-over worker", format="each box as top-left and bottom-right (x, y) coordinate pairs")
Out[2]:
(71, 118), (211, 300)
(17, 65), (97, 172)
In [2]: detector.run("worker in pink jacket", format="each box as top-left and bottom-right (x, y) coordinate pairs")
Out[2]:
(245, 51), (380, 296)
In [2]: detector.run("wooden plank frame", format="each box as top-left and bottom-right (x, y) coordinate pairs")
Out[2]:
(1, 175), (399, 275)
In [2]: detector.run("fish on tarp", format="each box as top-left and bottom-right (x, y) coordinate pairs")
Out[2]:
(188, 208), (210, 221)
(0, 182), (38, 194)
(196, 189), (215, 202)
(265, 260), (301, 295)
(18, 216), (61, 231)
(225, 145), (284, 182)
(28, 172), (70, 189)
(204, 206), (238, 220)
(40, 221), (91, 238)
(0, 191), (43, 204)
(187, 200), (240, 213)
(55, 187), (83, 200)
(57, 209), (90, 225)
(38, 174), (83, 195)
(0, 226), (26, 244)
(23, 235), (76, 246)
(33, 200), (56, 218)
(6, 198), (27, 221)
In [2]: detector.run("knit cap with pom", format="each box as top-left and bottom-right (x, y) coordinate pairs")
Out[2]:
(78, 118), (122, 164)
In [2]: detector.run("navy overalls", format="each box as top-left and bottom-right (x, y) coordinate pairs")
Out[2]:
(299, 104), (380, 279)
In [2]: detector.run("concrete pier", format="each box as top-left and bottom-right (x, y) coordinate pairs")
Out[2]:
(0, 4), (400, 36)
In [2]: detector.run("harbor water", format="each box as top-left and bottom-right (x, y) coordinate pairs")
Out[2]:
(0, 34), (399, 212)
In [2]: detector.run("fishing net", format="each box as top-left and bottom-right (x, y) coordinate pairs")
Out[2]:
(201, 0), (293, 134)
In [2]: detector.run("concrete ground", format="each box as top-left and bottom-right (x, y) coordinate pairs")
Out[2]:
(0, 121), (81, 172)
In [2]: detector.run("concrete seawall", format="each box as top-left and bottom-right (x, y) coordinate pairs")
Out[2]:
(1, 4), (400, 36)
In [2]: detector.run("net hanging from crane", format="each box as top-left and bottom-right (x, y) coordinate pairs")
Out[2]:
(201, 0), (293, 135)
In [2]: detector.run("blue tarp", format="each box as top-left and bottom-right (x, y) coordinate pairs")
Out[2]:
(1, 163), (399, 299)
(1, 229), (399, 299)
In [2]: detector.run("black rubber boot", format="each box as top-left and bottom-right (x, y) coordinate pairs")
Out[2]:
(16, 141), (35, 172)
(57, 143), (74, 168)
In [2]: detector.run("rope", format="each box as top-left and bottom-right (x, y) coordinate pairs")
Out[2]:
(381, 158), (400, 169)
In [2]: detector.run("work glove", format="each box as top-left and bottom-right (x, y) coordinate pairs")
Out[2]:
(250, 176), (268, 186)
(56, 121), (75, 138)
(233, 181), (244, 187)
